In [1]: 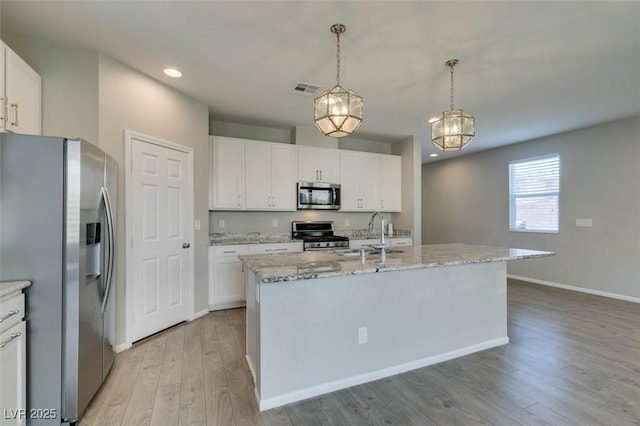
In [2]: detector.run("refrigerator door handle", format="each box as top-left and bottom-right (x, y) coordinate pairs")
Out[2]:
(100, 186), (115, 314)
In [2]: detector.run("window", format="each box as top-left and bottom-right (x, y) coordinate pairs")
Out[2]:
(509, 154), (560, 233)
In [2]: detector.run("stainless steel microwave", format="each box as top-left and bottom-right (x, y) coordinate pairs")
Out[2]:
(297, 182), (341, 210)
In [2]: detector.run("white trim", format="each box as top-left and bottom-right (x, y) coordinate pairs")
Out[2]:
(191, 308), (209, 321)
(114, 343), (131, 353)
(124, 129), (195, 348)
(507, 274), (640, 304)
(209, 301), (246, 311)
(255, 336), (509, 411)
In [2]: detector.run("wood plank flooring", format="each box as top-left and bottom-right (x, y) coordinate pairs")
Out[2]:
(80, 280), (640, 425)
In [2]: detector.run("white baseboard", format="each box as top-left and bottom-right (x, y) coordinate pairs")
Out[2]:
(507, 274), (640, 304)
(191, 308), (209, 320)
(114, 343), (131, 353)
(256, 336), (509, 411)
(209, 301), (246, 311)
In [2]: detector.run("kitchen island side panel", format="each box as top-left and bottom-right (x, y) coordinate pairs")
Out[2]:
(253, 261), (507, 409)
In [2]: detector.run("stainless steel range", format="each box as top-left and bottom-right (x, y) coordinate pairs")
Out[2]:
(292, 221), (349, 251)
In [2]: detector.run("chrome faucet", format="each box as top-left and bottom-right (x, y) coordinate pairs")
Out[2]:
(368, 211), (386, 248)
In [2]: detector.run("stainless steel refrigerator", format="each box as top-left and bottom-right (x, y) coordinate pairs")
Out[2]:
(0, 134), (117, 425)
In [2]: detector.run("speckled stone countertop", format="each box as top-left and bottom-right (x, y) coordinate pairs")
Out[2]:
(239, 243), (554, 283)
(209, 229), (412, 246)
(0, 280), (31, 299)
(210, 232), (299, 246)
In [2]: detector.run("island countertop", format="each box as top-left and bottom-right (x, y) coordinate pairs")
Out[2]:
(239, 243), (554, 283)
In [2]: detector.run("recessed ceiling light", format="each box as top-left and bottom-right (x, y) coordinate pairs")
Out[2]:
(430, 153), (439, 158)
(163, 68), (182, 78)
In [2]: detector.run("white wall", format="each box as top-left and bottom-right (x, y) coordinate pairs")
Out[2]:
(392, 135), (422, 245)
(422, 116), (640, 298)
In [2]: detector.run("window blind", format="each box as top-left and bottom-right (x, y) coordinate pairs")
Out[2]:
(509, 154), (560, 233)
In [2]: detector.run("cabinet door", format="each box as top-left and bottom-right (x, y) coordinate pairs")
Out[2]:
(316, 148), (340, 183)
(359, 153), (381, 211)
(5, 45), (41, 135)
(298, 146), (320, 182)
(244, 141), (272, 209)
(0, 321), (26, 426)
(339, 150), (361, 211)
(210, 137), (244, 210)
(209, 245), (248, 309)
(270, 144), (297, 210)
(380, 155), (402, 212)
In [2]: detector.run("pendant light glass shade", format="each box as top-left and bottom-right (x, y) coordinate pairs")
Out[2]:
(431, 109), (475, 151)
(314, 24), (363, 138)
(431, 59), (475, 151)
(314, 85), (363, 138)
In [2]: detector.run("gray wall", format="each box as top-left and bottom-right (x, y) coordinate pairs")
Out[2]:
(98, 54), (210, 341)
(2, 35), (99, 143)
(422, 116), (640, 298)
(4, 35), (211, 347)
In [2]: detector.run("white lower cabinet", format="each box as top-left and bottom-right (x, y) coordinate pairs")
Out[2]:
(209, 245), (249, 310)
(209, 242), (303, 310)
(0, 292), (26, 426)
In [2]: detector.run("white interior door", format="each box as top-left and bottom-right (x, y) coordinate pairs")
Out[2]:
(131, 137), (191, 342)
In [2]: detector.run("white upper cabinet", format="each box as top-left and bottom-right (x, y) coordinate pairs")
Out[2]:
(1, 41), (42, 135)
(340, 150), (381, 211)
(245, 141), (297, 211)
(298, 146), (340, 183)
(380, 154), (402, 212)
(210, 136), (245, 210)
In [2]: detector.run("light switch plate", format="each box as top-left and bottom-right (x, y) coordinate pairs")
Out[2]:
(272, 219), (278, 227)
(218, 219), (225, 229)
(194, 219), (201, 230)
(575, 218), (593, 227)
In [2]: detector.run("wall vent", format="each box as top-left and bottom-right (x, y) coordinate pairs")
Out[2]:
(293, 82), (322, 96)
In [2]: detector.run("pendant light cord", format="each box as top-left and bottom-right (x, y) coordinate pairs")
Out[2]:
(335, 30), (341, 86)
(449, 63), (455, 111)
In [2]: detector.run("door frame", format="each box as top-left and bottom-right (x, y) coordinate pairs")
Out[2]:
(124, 129), (195, 348)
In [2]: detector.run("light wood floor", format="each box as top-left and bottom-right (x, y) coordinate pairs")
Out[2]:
(80, 280), (640, 425)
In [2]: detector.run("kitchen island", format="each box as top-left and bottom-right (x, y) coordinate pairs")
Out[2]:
(240, 243), (554, 411)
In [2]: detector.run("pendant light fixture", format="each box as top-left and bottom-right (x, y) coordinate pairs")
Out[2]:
(430, 59), (475, 151)
(314, 24), (363, 138)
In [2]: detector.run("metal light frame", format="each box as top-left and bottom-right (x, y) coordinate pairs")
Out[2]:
(314, 24), (363, 138)
(431, 59), (475, 151)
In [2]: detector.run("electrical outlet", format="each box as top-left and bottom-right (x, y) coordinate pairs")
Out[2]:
(194, 219), (201, 230)
(218, 219), (225, 229)
(345, 219), (351, 227)
(358, 327), (368, 344)
(575, 218), (593, 227)
(272, 218), (278, 227)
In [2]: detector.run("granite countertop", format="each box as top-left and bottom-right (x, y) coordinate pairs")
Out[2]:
(210, 232), (300, 246)
(209, 229), (412, 246)
(239, 243), (555, 284)
(0, 280), (31, 299)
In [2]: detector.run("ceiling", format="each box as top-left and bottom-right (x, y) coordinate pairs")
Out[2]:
(2, 1), (639, 163)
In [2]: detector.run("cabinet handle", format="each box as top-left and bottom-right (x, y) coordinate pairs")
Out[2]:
(222, 250), (238, 254)
(272, 195), (276, 207)
(381, 199), (384, 209)
(0, 332), (22, 349)
(315, 170), (319, 180)
(237, 195), (242, 207)
(320, 170), (323, 180)
(10, 103), (18, 127)
(0, 310), (19, 323)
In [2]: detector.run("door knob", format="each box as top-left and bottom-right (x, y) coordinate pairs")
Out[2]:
(182, 243), (191, 249)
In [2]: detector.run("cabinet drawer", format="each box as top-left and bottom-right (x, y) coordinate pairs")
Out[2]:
(212, 245), (250, 257)
(389, 237), (413, 247)
(0, 293), (25, 334)
(248, 242), (303, 254)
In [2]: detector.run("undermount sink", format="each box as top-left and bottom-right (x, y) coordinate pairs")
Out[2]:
(330, 247), (404, 257)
